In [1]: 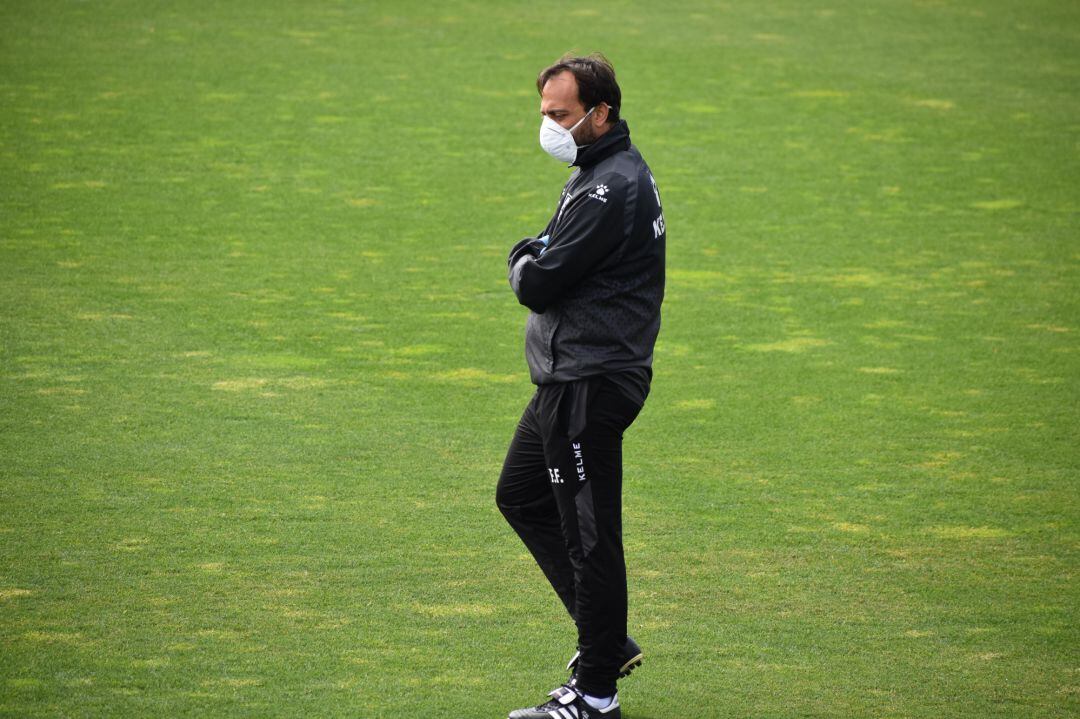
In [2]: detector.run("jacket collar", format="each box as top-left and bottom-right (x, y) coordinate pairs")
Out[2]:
(573, 119), (631, 168)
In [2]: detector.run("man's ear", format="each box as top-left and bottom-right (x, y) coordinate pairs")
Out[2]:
(594, 103), (610, 125)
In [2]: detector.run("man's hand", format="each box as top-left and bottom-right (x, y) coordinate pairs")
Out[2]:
(507, 235), (550, 268)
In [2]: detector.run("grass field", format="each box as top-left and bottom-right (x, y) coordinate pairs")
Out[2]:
(2, 1), (1078, 717)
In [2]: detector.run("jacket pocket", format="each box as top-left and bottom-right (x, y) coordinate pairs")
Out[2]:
(544, 313), (561, 372)
(525, 311), (561, 378)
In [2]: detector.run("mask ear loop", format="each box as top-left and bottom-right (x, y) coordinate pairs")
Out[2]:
(569, 106), (597, 133)
(569, 106), (597, 149)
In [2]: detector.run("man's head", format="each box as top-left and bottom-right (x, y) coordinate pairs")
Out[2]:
(537, 53), (622, 146)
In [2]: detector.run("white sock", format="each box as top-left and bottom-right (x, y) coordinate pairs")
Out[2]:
(582, 693), (615, 710)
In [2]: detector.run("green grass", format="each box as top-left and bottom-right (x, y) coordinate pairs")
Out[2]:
(1, 1), (1078, 717)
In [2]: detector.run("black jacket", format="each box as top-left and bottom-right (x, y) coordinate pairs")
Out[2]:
(508, 120), (666, 385)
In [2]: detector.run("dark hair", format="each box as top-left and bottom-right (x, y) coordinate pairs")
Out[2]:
(537, 52), (621, 124)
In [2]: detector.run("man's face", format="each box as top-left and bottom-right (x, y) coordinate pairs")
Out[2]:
(540, 70), (600, 145)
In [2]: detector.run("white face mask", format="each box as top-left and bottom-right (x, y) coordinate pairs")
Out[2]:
(539, 106), (595, 163)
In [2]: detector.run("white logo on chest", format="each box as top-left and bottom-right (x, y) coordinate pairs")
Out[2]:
(587, 184), (609, 203)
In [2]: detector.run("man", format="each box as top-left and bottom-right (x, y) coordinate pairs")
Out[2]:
(496, 53), (666, 719)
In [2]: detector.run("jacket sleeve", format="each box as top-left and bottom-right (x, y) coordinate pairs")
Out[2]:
(508, 176), (627, 313)
(507, 236), (545, 269)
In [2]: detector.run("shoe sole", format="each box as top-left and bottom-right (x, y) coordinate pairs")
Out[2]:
(618, 652), (643, 678)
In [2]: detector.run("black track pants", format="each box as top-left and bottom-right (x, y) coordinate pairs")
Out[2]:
(496, 376), (645, 698)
